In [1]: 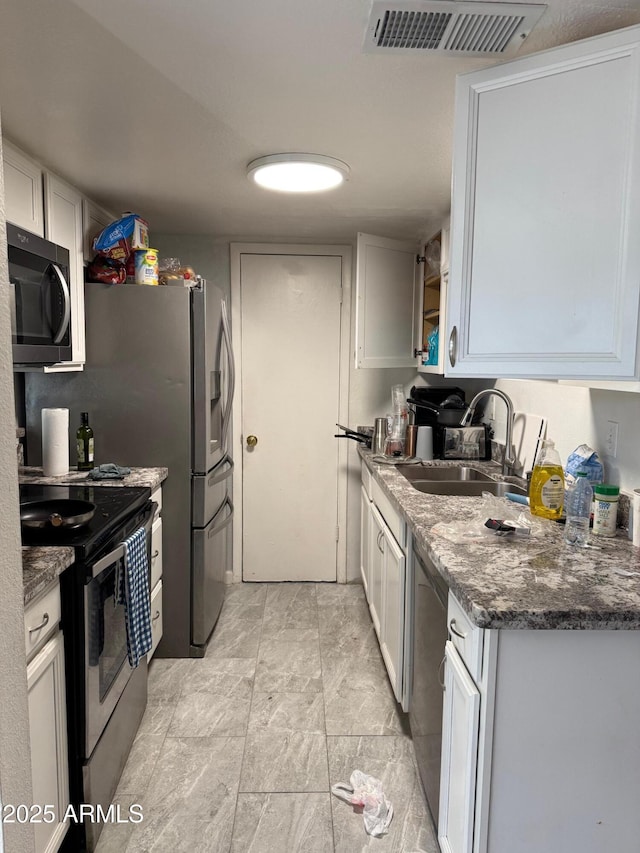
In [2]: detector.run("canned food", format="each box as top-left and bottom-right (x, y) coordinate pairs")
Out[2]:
(134, 248), (159, 285)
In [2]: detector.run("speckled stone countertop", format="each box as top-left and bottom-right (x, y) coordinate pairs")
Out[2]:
(19, 466), (167, 492)
(22, 547), (75, 607)
(360, 450), (640, 630)
(20, 467), (168, 605)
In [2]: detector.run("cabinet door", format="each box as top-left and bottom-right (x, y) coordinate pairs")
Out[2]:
(355, 232), (420, 368)
(368, 504), (385, 638)
(360, 484), (371, 600)
(439, 641), (480, 853)
(379, 525), (406, 703)
(149, 580), (163, 661)
(418, 225), (449, 375)
(82, 198), (115, 263)
(150, 517), (163, 589)
(447, 26), (640, 380)
(27, 631), (69, 853)
(44, 173), (86, 369)
(2, 141), (44, 236)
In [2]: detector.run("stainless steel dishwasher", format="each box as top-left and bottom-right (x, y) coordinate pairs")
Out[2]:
(409, 544), (448, 826)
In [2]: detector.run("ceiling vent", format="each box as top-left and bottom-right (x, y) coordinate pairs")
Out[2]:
(363, 1), (547, 57)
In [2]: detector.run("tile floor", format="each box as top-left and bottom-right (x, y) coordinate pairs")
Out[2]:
(95, 582), (439, 853)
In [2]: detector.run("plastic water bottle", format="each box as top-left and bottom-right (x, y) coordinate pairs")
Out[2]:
(564, 472), (593, 546)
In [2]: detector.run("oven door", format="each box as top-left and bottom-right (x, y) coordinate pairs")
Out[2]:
(83, 507), (154, 758)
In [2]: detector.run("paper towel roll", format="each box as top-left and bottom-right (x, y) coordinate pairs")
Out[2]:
(415, 425), (433, 461)
(42, 408), (69, 477)
(633, 489), (640, 547)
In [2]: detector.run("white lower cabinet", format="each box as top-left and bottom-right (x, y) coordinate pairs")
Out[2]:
(438, 640), (480, 853)
(360, 483), (371, 598)
(26, 622), (69, 853)
(368, 504), (385, 639)
(438, 595), (640, 853)
(378, 526), (405, 701)
(149, 488), (164, 661)
(361, 463), (409, 707)
(149, 580), (163, 660)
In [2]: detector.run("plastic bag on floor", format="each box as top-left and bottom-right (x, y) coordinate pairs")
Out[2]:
(331, 770), (393, 837)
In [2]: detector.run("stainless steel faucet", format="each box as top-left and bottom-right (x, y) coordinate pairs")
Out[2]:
(460, 389), (517, 475)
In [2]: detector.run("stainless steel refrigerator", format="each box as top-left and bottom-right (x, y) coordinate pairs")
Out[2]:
(25, 280), (235, 658)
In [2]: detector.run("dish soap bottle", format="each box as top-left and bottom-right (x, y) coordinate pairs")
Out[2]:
(529, 439), (564, 520)
(76, 412), (94, 471)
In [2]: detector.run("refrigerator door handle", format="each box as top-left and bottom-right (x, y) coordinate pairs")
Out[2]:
(207, 455), (234, 487)
(207, 496), (234, 539)
(221, 299), (235, 451)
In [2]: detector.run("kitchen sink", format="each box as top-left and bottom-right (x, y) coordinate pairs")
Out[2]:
(396, 465), (495, 482)
(406, 480), (528, 497)
(395, 465), (528, 497)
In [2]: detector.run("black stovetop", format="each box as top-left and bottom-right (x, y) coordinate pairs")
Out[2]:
(19, 483), (151, 559)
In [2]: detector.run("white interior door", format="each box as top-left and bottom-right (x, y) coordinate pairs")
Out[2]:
(239, 251), (344, 582)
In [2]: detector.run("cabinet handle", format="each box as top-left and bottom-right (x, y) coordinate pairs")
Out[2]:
(449, 618), (467, 639)
(438, 654), (446, 690)
(152, 550), (160, 559)
(448, 325), (457, 367)
(377, 530), (384, 553)
(28, 612), (49, 634)
(152, 610), (161, 623)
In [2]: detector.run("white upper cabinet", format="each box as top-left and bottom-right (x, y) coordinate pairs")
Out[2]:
(44, 173), (86, 369)
(2, 141), (44, 236)
(446, 25), (640, 380)
(355, 232), (420, 368)
(82, 198), (116, 263)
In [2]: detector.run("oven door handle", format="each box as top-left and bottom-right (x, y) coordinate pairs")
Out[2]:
(89, 501), (157, 579)
(91, 544), (125, 579)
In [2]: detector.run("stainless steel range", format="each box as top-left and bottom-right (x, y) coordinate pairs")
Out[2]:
(20, 483), (155, 852)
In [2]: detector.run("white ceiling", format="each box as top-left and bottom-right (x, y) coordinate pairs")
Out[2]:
(1, 0), (639, 242)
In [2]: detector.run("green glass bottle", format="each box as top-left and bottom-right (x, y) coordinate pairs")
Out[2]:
(76, 412), (94, 471)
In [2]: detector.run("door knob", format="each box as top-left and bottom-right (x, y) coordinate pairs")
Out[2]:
(246, 435), (258, 447)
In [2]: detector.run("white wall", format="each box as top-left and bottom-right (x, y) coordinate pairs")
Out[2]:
(0, 120), (36, 853)
(481, 379), (640, 495)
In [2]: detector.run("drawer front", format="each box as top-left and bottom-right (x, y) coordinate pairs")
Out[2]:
(151, 487), (162, 521)
(149, 581), (163, 661)
(371, 478), (406, 549)
(447, 592), (483, 682)
(150, 517), (163, 588)
(362, 463), (373, 500)
(24, 582), (61, 662)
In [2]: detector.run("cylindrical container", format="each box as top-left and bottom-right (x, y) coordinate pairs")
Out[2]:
(415, 425), (433, 461)
(592, 484), (619, 537)
(373, 418), (388, 454)
(42, 408), (69, 477)
(134, 248), (159, 285)
(384, 415), (406, 457)
(405, 425), (417, 458)
(563, 473), (592, 547)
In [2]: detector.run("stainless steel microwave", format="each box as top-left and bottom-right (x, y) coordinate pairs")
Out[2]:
(7, 223), (72, 365)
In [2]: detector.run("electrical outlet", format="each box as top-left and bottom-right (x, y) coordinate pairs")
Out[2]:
(606, 420), (619, 457)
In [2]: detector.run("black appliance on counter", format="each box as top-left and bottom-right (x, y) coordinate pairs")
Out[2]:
(20, 483), (155, 853)
(406, 386), (492, 460)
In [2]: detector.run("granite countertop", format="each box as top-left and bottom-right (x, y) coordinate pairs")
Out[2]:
(20, 467), (168, 605)
(360, 449), (640, 630)
(22, 547), (75, 607)
(19, 466), (168, 492)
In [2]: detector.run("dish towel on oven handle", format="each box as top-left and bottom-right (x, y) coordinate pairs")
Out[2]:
(117, 526), (152, 667)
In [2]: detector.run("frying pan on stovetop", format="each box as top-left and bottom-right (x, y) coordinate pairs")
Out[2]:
(20, 499), (96, 530)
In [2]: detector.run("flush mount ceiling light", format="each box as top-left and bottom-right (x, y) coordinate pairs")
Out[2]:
(247, 153), (350, 193)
